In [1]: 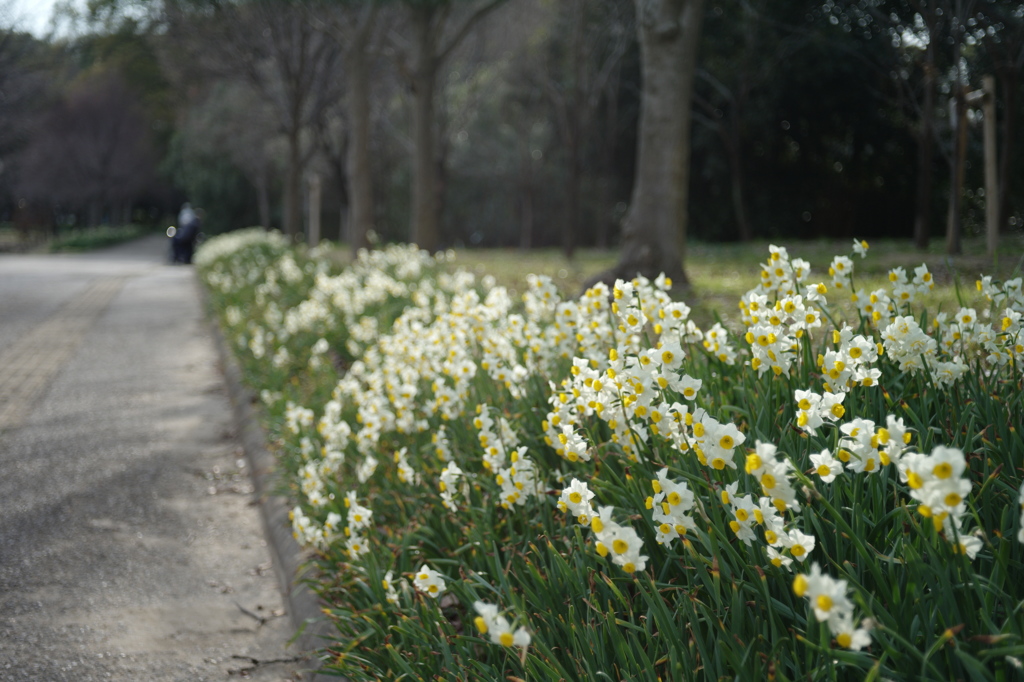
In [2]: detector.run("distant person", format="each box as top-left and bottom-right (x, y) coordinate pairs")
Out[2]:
(172, 202), (200, 264)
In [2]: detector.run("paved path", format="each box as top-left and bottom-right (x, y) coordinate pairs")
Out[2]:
(0, 236), (306, 681)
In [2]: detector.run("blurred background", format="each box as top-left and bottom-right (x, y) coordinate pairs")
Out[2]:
(0, 0), (1021, 254)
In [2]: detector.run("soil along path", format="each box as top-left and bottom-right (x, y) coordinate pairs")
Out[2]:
(0, 236), (309, 681)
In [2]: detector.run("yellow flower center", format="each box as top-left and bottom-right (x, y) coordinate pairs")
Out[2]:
(612, 539), (629, 555)
(817, 464), (831, 477)
(500, 632), (514, 647)
(816, 595), (833, 612)
(474, 616), (488, 634)
(933, 462), (953, 479)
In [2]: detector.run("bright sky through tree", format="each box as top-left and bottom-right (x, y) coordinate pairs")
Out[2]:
(11, 0), (80, 37)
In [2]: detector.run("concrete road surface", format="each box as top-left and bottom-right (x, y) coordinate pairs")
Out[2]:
(0, 235), (308, 681)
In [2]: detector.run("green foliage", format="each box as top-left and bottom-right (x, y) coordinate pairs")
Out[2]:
(162, 132), (259, 235)
(200, 234), (1024, 680)
(47, 223), (153, 251)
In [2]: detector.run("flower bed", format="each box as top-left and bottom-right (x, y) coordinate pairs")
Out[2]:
(197, 229), (1024, 680)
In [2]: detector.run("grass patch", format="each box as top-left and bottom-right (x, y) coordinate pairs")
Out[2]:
(48, 224), (155, 253)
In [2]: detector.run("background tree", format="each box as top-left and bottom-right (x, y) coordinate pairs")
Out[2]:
(976, 2), (1024, 236)
(530, 0), (633, 258)
(318, 1), (386, 255)
(167, 0), (342, 240)
(16, 69), (156, 225)
(594, 0), (705, 289)
(390, 0), (506, 252)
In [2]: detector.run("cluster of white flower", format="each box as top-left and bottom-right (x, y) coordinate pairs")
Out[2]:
(592, 506), (648, 574)
(793, 388), (846, 434)
(194, 227), (288, 270)
(475, 405), (516, 472)
(740, 246), (838, 377)
(711, 442), (814, 569)
(284, 401), (314, 434)
(472, 601), (531, 649)
(882, 315), (967, 386)
(751, 244), (812, 299)
(1019, 483), (1024, 544)
(793, 563), (872, 651)
(818, 327), (881, 392)
(438, 461), (463, 512)
(412, 564), (446, 598)
(837, 414), (911, 474)
(829, 254), (855, 291)
(900, 446), (982, 558)
(558, 477), (596, 525)
(393, 447), (421, 485)
(495, 447), (541, 509)
(344, 491), (374, 559)
(381, 570), (400, 604)
(888, 264), (935, 306)
(198, 228), (1024, 667)
(647, 468), (696, 547)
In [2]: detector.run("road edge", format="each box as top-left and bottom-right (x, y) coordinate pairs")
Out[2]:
(194, 275), (335, 681)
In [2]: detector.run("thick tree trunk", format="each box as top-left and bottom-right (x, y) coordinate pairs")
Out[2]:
(347, 45), (374, 257)
(411, 10), (440, 252)
(590, 0), (704, 291)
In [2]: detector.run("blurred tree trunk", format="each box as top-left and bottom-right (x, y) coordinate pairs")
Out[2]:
(285, 125), (302, 240)
(410, 9), (439, 251)
(946, 29), (967, 258)
(347, 35), (374, 255)
(590, 0), (704, 290)
(914, 38), (936, 251)
(513, 99), (536, 250)
(257, 164), (272, 230)
(997, 70), (1015, 234)
(722, 120), (751, 241)
(399, 0), (506, 252)
(596, 56), (623, 250)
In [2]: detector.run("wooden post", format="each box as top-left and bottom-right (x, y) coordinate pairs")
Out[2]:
(307, 173), (322, 247)
(982, 75), (998, 261)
